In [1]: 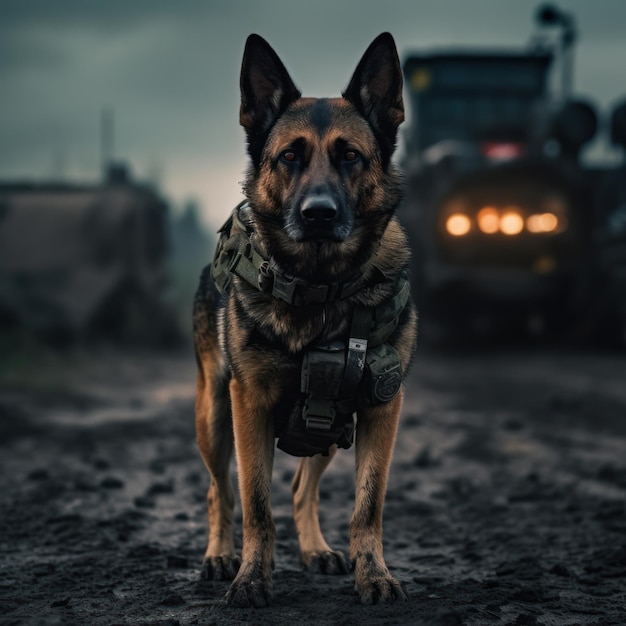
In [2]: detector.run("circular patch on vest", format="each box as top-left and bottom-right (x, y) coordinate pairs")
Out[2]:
(374, 371), (402, 403)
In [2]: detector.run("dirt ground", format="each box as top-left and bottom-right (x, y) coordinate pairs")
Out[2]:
(0, 344), (625, 626)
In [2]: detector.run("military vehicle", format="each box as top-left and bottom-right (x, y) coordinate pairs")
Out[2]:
(398, 4), (625, 342)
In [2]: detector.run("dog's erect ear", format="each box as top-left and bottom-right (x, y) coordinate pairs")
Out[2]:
(343, 33), (404, 164)
(240, 34), (301, 156)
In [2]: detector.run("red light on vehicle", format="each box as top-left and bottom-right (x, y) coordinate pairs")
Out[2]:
(481, 142), (525, 160)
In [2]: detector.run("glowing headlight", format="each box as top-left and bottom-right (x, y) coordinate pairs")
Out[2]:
(500, 210), (524, 235)
(446, 213), (471, 236)
(477, 207), (500, 234)
(527, 212), (559, 233)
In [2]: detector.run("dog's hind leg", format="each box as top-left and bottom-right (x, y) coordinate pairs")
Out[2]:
(350, 391), (408, 604)
(224, 377), (276, 607)
(292, 447), (350, 575)
(195, 356), (240, 581)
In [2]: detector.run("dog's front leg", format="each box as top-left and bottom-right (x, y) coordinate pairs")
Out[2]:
(225, 377), (276, 607)
(351, 390), (408, 604)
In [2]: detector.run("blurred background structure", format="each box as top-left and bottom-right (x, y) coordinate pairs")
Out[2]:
(0, 0), (625, 347)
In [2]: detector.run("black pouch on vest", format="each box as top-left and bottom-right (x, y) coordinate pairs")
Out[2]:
(276, 399), (355, 457)
(362, 343), (403, 405)
(276, 341), (355, 457)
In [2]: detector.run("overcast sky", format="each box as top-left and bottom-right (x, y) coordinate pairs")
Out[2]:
(1, 0), (625, 228)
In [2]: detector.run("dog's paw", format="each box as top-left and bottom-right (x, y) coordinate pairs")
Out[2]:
(224, 577), (273, 607)
(201, 555), (241, 581)
(303, 550), (351, 575)
(356, 575), (408, 604)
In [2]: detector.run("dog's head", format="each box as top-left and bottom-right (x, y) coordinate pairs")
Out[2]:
(239, 33), (404, 276)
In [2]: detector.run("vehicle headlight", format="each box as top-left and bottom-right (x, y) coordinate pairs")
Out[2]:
(477, 207), (500, 234)
(527, 212), (559, 233)
(446, 213), (471, 236)
(500, 209), (524, 235)
(529, 195), (569, 234)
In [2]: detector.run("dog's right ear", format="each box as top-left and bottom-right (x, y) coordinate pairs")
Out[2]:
(343, 33), (404, 167)
(240, 34), (301, 158)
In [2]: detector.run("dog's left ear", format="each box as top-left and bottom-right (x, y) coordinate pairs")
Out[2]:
(343, 33), (404, 165)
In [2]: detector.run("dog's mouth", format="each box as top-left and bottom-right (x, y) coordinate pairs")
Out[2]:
(293, 226), (351, 243)
(286, 224), (352, 244)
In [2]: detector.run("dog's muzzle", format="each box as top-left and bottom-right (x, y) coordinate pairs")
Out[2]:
(291, 193), (352, 242)
(300, 194), (338, 224)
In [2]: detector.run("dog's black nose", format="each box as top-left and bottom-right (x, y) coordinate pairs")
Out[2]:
(301, 195), (338, 223)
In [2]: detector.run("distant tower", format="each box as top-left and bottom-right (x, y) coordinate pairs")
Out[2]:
(534, 4), (577, 101)
(100, 107), (115, 182)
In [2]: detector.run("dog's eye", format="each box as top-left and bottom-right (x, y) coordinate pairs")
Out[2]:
(281, 150), (298, 163)
(344, 150), (359, 162)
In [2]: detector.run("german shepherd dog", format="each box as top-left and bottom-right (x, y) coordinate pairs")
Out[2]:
(194, 32), (417, 607)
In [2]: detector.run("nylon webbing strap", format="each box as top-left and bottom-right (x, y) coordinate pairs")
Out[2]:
(231, 238), (266, 289)
(341, 306), (373, 398)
